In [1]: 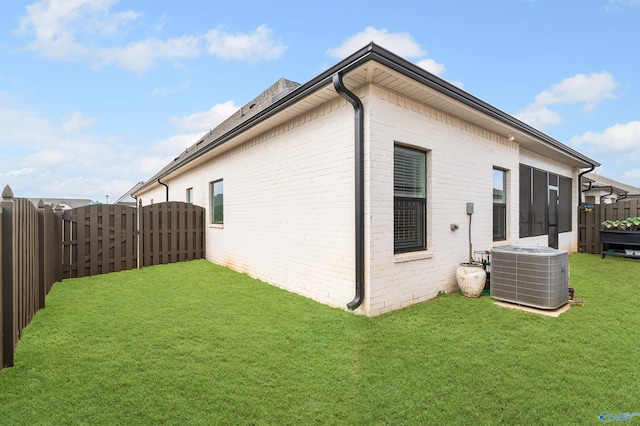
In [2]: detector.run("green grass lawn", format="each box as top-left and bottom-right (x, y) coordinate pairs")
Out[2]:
(0, 253), (639, 425)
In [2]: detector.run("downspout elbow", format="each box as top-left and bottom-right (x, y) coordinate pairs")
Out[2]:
(157, 178), (169, 202)
(578, 164), (595, 207)
(600, 186), (614, 204)
(333, 72), (365, 311)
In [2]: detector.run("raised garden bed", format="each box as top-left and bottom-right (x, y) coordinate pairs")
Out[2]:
(600, 230), (640, 259)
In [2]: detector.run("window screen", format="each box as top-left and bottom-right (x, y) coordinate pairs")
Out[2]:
(532, 169), (548, 236)
(519, 164), (532, 237)
(520, 164), (573, 238)
(558, 176), (572, 232)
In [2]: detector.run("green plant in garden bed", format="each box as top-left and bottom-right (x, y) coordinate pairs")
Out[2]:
(0, 255), (639, 425)
(602, 216), (640, 230)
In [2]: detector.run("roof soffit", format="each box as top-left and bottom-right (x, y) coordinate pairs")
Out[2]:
(345, 62), (594, 168)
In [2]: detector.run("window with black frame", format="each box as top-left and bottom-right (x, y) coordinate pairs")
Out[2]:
(394, 145), (426, 253)
(210, 180), (223, 224)
(493, 168), (507, 241)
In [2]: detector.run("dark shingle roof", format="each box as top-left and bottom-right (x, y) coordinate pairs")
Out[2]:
(584, 172), (640, 194)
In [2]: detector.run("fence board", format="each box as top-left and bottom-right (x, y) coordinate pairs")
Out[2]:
(38, 202), (61, 306)
(1, 190), (13, 368)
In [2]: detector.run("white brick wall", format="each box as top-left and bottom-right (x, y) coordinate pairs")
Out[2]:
(365, 85), (521, 315)
(136, 83), (583, 316)
(140, 97), (359, 310)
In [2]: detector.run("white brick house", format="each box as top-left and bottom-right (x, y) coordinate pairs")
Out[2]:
(135, 43), (599, 316)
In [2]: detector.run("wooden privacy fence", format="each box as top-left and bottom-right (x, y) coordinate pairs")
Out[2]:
(1, 183), (206, 369)
(62, 201), (206, 278)
(578, 198), (640, 254)
(139, 202), (206, 267)
(1, 186), (62, 368)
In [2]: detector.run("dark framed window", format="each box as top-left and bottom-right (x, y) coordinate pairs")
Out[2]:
(186, 188), (193, 204)
(493, 168), (507, 241)
(210, 180), (223, 224)
(394, 145), (426, 253)
(519, 165), (572, 238)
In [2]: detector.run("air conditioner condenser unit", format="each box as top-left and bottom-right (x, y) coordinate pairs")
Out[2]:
(490, 246), (568, 310)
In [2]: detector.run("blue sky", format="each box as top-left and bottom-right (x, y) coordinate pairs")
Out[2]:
(2, 0), (640, 202)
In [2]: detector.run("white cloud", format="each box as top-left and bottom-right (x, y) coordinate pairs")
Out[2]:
(533, 72), (618, 112)
(150, 80), (191, 98)
(169, 101), (239, 133)
(605, 0), (640, 11)
(205, 25), (286, 62)
(94, 35), (201, 73)
(25, 149), (67, 166)
(62, 111), (97, 133)
(44, 176), (134, 200)
(327, 27), (447, 78)
(515, 105), (564, 130)
(0, 92), (244, 201)
(18, 0), (139, 62)
(415, 58), (446, 77)
(18, 1), (285, 73)
(149, 132), (202, 159)
(570, 121), (640, 153)
(0, 96), (173, 200)
(622, 169), (640, 184)
(327, 27), (425, 58)
(1, 168), (35, 178)
(516, 72), (619, 130)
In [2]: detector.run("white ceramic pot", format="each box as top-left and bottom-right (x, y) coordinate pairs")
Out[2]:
(456, 263), (487, 298)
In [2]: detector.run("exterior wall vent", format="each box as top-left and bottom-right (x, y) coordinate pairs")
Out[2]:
(490, 246), (568, 310)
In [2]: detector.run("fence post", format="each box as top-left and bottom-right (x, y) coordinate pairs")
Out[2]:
(1, 185), (15, 368)
(37, 201), (46, 310)
(0, 199), (3, 368)
(137, 198), (142, 269)
(54, 205), (64, 283)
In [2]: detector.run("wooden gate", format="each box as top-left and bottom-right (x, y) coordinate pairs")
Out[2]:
(62, 202), (205, 278)
(140, 201), (206, 267)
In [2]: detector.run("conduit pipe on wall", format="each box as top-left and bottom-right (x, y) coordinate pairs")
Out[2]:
(157, 178), (169, 202)
(332, 72), (365, 311)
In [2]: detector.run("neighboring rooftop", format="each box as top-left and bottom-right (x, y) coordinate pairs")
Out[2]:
(583, 172), (640, 195)
(114, 181), (145, 206)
